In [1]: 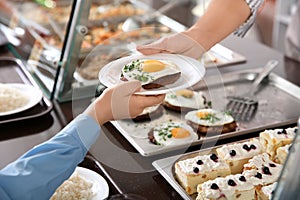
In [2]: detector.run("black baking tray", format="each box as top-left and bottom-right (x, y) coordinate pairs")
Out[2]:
(0, 57), (53, 124)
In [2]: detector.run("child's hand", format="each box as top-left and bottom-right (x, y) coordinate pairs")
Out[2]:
(85, 81), (165, 125)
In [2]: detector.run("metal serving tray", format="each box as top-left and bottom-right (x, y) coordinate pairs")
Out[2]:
(202, 44), (246, 68)
(152, 139), (257, 200)
(0, 57), (53, 125)
(111, 68), (300, 156)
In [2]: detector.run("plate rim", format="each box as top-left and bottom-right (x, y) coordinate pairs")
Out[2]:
(75, 166), (109, 200)
(0, 83), (43, 116)
(98, 53), (206, 95)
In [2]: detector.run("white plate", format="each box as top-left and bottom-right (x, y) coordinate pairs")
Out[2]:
(98, 53), (205, 95)
(74, 167), (109, 200)
(0, 83), (43, 116)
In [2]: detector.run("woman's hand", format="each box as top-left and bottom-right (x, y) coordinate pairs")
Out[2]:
(137, 0), (253, 59)
(85, 81), (165, 125)
(137, 32), (206, 60)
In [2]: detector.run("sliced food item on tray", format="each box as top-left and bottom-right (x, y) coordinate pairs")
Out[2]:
(196, 173), (256, 200)
(216, 138), (263, 174)
(185, 108), (237, 136)
(275, 144), (292, 164)
(196, 153), (281, 200)
(196, 153), (282, 200)
(163, 89), (207, 112)
(174, 152), (231, 195)
(259, 127), (297, 160)
(256, 181), (277, 200)
(132, 105), (163, 122)
(89, 1), (145, 21)
(148, 121), (198, 146)
(243, 153), (283, 186)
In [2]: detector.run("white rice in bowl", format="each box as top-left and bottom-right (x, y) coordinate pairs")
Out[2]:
(0, 83), (29, 113)
(50, 172), (95, 200)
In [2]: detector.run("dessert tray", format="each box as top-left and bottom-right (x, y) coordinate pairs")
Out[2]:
(111, 68), (300, 156)
(152, 138), (264, 200)
(152, 125), (297, 199)
(152, 142), (237, 200)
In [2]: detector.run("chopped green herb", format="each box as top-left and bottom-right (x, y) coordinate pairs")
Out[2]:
(123, 60), (142, 73)
(201, 113), (221, 123)
(207, 101), (212, 108)
(134, 74), (149, 82)
(122, 60), (156, 83)
(156, 124), (180, 142)
(224, 110), (232, 116)
(170, 94), (177, 99)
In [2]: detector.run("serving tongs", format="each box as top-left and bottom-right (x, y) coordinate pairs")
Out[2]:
(226, 60), (279, 121)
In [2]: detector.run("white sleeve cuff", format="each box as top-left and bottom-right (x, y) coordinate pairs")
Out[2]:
(73, 114), (101, 150)
(234, 0), (264, 37)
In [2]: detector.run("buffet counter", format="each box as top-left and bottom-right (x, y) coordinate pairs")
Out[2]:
(1, 35), (300, 199)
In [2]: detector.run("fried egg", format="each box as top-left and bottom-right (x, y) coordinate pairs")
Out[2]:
(121, 59), (180, 85)
(133, 105), (163, 122)
(152, 121), (198, 146)
(164, 89), (206, 109)
(185, 109), (234, 126)
(139, 105), (161, 116)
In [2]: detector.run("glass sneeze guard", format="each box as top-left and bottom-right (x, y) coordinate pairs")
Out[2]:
(272, 117), (300, 199)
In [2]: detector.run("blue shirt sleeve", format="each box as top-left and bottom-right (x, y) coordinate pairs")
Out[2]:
(0, 114), (100, 200)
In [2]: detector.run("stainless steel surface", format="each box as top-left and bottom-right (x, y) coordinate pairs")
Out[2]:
(22, 19), (51, 35)
(226, 60), (279, 121)
(27, 28), (60, 53)
(248, 60), (279, 95)
(111, 69), (300, 156)
(272, 118), (300, 200)
(122, 0), (184, 31)
(0, 23), (21, 46)
(52, 0), (92, 101)
(47, 15), (65, 42)
(202, 43), (246, 68)
(0, 28), (8, 46)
